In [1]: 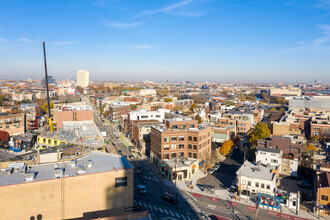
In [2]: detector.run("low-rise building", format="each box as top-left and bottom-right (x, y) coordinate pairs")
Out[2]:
(0, 151), (134, 219)
(53, 104), (93, 128)
(281, 155), (298, 177)
(109, 105), (131, 124)
(0, 112), (25, 136)
(237, 161), (280, 201)
(255, 148), (282, 167)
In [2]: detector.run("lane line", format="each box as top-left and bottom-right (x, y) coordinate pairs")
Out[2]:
(164, 209), (169, 214)
(169, 211), (174, 216)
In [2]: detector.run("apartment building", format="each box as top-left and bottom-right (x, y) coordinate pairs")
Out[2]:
(255, 148), (282, 167)
(109, 105), (131, 124)
(257, 136), (306, 164)
(0, 112), (25, 136)
(218, 114), (252, 134)
(128, 109), (166, 122)
(316, 170), (330, 216)
(53, 105), (93, 128)
(77, 70), (89, 88)
(0, 151), (134, 220)
(270, 87), (302, 96)
(289, 96), (330, 111)
(150, 120), (211, 182)
(139, 89), (157, 96)
(281, 155), (298, 177)
(25, 111), (39, 131)
(311, 122), (330, 137)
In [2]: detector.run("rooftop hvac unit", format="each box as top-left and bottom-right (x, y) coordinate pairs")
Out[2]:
(25, 172), (35, 182)
(54, 168), (64, 178)
(70, 160), (77, 167)
(77, 166), (86, 174)
(86, 160), (93, 168)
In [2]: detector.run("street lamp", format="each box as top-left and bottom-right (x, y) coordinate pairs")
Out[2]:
(296, 191), (300, 215)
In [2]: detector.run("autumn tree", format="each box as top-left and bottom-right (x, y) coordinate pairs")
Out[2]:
(307, 144), (317, 152)
(76, 86), (84, 93)
(41, 102), (54, 114)
(195, 114), (202, 124)
(190, 103), (197, 112)
(249, 123), (270, 144)
(0, 130), (10, 145)
(164, 98), (173, 103)
(220, 139), (234, 155)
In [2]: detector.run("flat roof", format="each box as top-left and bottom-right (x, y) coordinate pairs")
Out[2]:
(256, 147), (281, 154)
(0, 151), (133, 187)
(237, 161), (276, 181)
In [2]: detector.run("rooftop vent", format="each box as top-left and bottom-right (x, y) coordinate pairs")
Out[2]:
(252, 167), (261, 172)
(25, 172), (35, 182)
(77, 165), (86, 174)
(70, 160), (77, 167)
(86, 160), (93, 168)
(6, 167), (13, 175)
(54, 168), (64, 178)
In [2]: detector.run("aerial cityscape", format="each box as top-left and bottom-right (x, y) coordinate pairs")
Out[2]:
(0, 1), (330, 220)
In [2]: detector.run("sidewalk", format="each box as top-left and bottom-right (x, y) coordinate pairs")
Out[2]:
(148, 162), (322, 220)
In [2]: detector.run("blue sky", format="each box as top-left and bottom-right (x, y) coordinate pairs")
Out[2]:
(0, 0), (330, 82)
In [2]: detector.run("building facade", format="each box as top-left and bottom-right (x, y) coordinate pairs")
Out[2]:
(77, 70), (89, 88)
(0, 112), (25, 136)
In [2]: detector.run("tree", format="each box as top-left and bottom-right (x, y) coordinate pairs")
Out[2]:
(310, 135), (319, 142)
(249, 123), (270, 144)
(307, 144), (317, 152)
(190, 103), (197, 112)
(270, 107), (277, 112)
(164, 98), (173, 103)
(41, 102), (54, 114)
(130, 104), (137, 111)
(76, 86), (84, 93)
(0, 130), (10, 145)
(220, 139), (234, 155)
(279, 107), (285, 113)
(195, 114), (202, 124)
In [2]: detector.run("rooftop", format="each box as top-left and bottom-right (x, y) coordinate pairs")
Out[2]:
(256, 147), (281, 154)
(237, 161), (277, 181)
(0, 151), (133, 187)
(57, 105), (92, 111)
(163, 158), (198, 169)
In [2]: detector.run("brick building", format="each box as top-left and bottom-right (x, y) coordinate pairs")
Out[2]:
(53, 105), (93, 128)
(109, 105), (131, 125)
(0, 112), (25, 136)
(150, 119), (211, 181)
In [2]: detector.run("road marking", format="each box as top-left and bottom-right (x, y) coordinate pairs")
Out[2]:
(169, 211), (174, 216)
(158, 208), (163, 213)
(207, 204), (216, 209)
(154, 178), (159, 182)
(143, 202), (147, 207)
(138, 201), (142, 206)
(246, 205), (257, 211)
(175, 213), (180, 218)
(164, 209), (169, 214)
(153, 206), (158, 211)
(148, 204), (153, 210)
(181, 215), (186, 220)
(210, 197), (220, 202)
(186, 216), (191, 220)
(192, 193), (203, 198)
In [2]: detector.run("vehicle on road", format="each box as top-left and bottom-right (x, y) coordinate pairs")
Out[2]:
(207, 168), (215, 174)
(214, 165), (220, 170)
(118, 150), (123, 155)
(140, 176), (147, 184)
(163, 192), (177, 204)
(137, 185), (147, 195)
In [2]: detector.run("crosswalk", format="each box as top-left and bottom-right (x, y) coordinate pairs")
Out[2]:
(181, 193), (202, 214)
(144, 175), (160, 182)
(134, 200), (194, 219)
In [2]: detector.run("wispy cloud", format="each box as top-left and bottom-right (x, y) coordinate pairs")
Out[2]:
(48, 41), (78, 46)
(104, 21), (142, 28)
(317, 0), (330, 9)
(17, 38), (36, 43)
(92, 0), (107, 7)
(0, 37), (7, 42)
(284, 24), (330, 52)
(110, 44), (155, 49)
(135, 0), (199, 17)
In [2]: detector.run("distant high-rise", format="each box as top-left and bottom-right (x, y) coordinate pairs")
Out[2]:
(76, 70), (89, 87)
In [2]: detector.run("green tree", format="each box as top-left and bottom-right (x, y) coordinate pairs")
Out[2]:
(164, 98), (173, 103)
(130, 104), (137, 111)
(249, 123), (270, 144)
(220, 139), (234, 155)
(279, 107), (285, 113)
(195, 114), (202, 124)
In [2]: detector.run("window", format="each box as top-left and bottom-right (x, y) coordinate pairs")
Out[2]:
(179, 144), (184, 149)
(141, 115), (148, 118)
(193, 145), (197, 150)
(188, 144), (192, 149)
(188, 152), (192, 158)
(172, 125), (178, 129)
(179, 152), (184, 157)
(115, 177), (127, 187)
(193, 153), (197, 158)
(261, 183), (265, 188)
(171, 136), (177, 141)
(171, 153), (177, 158)
(164, 145), (169, 150)
(54, 141), (57, 145)
(179, 136), (185, 141)
(188, 136), (192, 141)
(266, 184), (270, 190)
(155, 115), (161, 118)
(321, 195), (329, 201)
(171, 144), (177, 150)
(271, 159), (278, 163)
(193, 137), (198, 142)
(190, 124), (195, 128)
(255, 182), (259, 187)
(163, 153), (169, 159)
(164, 137), (169, 142)
(283, 160), (287, 164)
(248, 181), (251, 186)
(242, 180), (246, 185)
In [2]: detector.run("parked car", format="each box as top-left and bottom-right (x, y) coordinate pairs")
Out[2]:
(140, 176), (147, 184)
(137, 185), (147, 195)
(214, 165), (220, 170)
(203, 184), (215, 193)
(163, 192), (177, 204)
(207, 168), (215, 174)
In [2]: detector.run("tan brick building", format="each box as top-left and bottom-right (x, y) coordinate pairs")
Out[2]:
(0, 151), (134, 220)
(0, 112), (25, 136)
(53, 105), (93, 128)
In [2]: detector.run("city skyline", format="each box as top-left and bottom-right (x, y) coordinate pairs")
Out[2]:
(1, 0), (330, 82)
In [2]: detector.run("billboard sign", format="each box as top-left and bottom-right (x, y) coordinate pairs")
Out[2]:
(258, 193), (281, 209)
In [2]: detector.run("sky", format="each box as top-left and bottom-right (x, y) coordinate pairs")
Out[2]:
(0, 0), (330, 83)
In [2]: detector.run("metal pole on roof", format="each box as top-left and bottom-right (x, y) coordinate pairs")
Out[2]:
(43, 42), (51, 120)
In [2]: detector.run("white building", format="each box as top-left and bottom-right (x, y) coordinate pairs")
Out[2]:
(237, 161), (280, 200)
(139, 89), (157, 97)
(77, 70), (89, 88)
(129, 109), (168, 122)
(255, 148), (282, 167)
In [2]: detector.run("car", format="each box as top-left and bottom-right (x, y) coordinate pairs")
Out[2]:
(207, 168), (215, 174)
(229, 185), (236, 193)
(118, 150), (123, 155)
(163, 192), (177, 204)
(216, 162), (222, 165)
(140, 176), (147, 184)
(203, 184), (215, 193)
(137, 185), (147, 195)
(214, 165), (220, 170)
